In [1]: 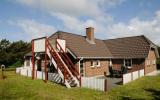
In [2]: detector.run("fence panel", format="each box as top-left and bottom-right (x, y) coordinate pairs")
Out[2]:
(132, 71), (139, 80)
(16, 67), (22, 74)
(81, 77), (105, 91)
(139, 69), (144, 77)
(37, 71), (45, 79)
(20, 69), (28, 76)
(27, 69), (32, 77)
(123, 69), (145, 84)
(123, 73), (132, 84)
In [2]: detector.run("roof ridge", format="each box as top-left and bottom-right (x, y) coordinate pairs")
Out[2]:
(103, 35), (144, 41)
(58, 31), (86, 37)
(58, 31), (105, 41)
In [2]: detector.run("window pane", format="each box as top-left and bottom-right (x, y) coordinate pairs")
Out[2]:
(91, 61), (94, 66)
(125, 59), (131, 67)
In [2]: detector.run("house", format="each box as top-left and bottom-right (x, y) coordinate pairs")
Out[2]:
(24, 27), (159, 88)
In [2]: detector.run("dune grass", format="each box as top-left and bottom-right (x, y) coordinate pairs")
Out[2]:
(0, 70), (160, 100)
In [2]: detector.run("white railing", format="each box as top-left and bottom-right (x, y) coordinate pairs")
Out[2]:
(123, 69), (144, 84)
(81, 77), (107, 91)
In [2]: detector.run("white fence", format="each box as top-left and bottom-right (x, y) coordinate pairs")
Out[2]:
(16, 67), (32, 77)
(16, 67), (62, 83)
(123, 69), (144, 84)
(37, 71), (45, 79)
(81, 77), (107, 91)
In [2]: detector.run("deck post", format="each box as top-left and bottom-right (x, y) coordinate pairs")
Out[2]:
(32, 40), (35, 79)
(104, 79), (108, 92)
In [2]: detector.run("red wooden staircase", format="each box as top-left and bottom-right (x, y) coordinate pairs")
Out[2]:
(46, 38), (80, 88)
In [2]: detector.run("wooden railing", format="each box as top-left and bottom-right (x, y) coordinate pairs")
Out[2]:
(56, 40), (80, 81)
(46, 39), (69, 81)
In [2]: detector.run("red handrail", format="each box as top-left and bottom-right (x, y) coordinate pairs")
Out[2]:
(46, 39), (70, 81)
(56, 40), (80, 80)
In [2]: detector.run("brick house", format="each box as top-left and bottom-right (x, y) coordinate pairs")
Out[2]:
(24, 27), (159, 87)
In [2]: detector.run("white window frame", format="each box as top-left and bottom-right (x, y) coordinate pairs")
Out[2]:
(95, 60), (100, 67)
(124, 59), (132, 68)
(152, 60), (156, 65)
(90, 60), (94, 68)
(146, 59), (150, 66)
(79, 59), (85, 76)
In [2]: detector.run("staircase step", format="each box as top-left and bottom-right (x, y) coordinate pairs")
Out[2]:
(46, 39), (79, 88)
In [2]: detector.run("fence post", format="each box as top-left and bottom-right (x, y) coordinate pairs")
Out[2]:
(27, 69), (28, 77)
(104, 79), (107, 92)
(122, 74), (124, 85)
(79, 76), (81, 87)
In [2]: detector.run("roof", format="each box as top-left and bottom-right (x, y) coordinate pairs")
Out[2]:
(49, 31), (159, 59)
(49, 31), (112, 58)
(25, 52), (32, 57)
(103, 36), (150, 58)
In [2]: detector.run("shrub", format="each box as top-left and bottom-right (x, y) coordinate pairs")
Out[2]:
(8, 61), (22, 68)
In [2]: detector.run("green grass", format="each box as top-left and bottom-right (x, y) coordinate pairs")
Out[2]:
(0, 71), (160, 100)
(108, 75), (160, 100)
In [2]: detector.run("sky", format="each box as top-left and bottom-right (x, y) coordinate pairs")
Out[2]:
(0, 0), (160, 46)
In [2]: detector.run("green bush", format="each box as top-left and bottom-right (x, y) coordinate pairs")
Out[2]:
(8, 61), (22, 68)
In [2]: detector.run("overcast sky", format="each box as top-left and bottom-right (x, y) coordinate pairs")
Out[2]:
(0, 0), (160, 46)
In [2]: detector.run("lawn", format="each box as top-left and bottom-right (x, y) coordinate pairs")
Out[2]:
(0, 71), (160, 100)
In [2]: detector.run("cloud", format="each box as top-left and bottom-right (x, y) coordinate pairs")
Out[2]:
(53, 13), (110, 38)
(9, 19), (56, 39)
(15, 0), (125, 18)
(16, 0), (99, 17)
(14, 0), (125, 38)
(107, 10), (160, 46)
(14, 0), (160, 46)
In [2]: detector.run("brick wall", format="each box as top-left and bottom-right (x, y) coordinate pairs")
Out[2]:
(81, 59), (109, 77)
(112, 59), (145, 73)
(145, 49), (157, 74)
(112, 59), (123, 70)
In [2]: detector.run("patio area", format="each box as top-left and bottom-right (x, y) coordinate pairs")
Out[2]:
(97, 76), (122, 91)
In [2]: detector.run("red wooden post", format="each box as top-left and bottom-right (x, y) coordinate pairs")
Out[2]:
(44, 37), (48, 83)
(32, 40), (35, 80)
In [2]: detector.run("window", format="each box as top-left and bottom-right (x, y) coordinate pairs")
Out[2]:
(95, 60), (100, 67)
(90, 61), (94, 67)
(124, 59), (132, 68)
(146, 60), (150, 66)
(152, 60), (156, 65)
(90, 60), (100, 67)
(26, 60), (30, 66)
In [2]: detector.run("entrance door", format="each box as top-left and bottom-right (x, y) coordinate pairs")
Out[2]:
(80, 60), (84, 76)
